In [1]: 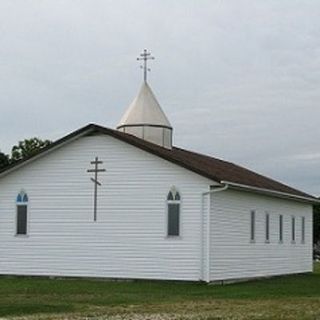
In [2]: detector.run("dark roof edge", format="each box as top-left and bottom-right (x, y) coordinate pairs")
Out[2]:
(0, 123), (215, 182)
(173, 145), (315, 200)
(0, 123), (216, 182)
(221, 181), (319, 204)
(0, 123), (317, 203)
(93, 126), (221, 182)
(0, 124), (96, 177)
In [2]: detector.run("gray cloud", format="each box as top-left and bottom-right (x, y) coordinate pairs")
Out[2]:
(0, 0), (319, 195)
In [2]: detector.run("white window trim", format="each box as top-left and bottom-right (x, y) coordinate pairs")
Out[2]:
(279, 214), (283, 244)
(165, 187), (182, 239)
(15, 190), (30, 237)
(265, 212), (270, 243)
(301, 216), (305, 244)
(250, 210), (256, 243)
(291, 215), (296, 244)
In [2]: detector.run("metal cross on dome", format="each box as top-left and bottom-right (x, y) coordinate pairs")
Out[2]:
(137, 49), (155, 82)
(87, 157), (106, 221)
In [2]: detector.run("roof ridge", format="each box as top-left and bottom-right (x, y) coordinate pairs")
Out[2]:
(173, 146), (233, 164)
(0, 123), (316, 201)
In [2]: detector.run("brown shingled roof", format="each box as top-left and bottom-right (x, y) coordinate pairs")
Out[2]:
(169, 147), (313, 199)
(0, 124), (315, 201)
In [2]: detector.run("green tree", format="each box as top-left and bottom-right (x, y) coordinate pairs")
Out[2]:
(0, 151), (9, 169)
(314, 204), (320, 244)
(11, 138), (52, 162)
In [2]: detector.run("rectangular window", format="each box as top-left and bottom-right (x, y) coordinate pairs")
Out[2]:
(279, 215), (283, 243)
(250, 210), (255, 242)
(17, 205), (27, 235)
(265, 213), (270, 242)
(168, 203), (180, 236)
(291, 216), (295, 243)
(301, 216), (305, 243)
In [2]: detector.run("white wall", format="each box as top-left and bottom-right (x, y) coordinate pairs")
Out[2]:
(0, 134), (313, 282)
(0, 134), (212, 281)
(209, 189), (313, 281)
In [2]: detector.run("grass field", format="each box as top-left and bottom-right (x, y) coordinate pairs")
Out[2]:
(1, 264), (320, 320)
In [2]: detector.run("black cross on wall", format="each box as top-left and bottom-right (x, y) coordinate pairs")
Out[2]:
(87, 157), (106, 221)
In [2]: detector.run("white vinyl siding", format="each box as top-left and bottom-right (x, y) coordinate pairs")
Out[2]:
(0, 135), (212, 281)
(209, 189), (313, 282)
(0, 134), (313, 282)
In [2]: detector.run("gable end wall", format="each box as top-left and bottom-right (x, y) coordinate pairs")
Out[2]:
(0, 135), (213, 281)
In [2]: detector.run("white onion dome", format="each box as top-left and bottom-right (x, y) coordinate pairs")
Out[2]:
(117, 82), (173, 148)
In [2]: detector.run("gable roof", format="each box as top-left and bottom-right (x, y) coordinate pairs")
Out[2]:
(0, 123), (317, 203)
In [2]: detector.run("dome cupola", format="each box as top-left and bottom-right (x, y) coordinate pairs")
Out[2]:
(117, 50), (173, 149)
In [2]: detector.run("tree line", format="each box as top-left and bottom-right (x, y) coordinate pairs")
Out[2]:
(0, 138), (51, 169)
(1, 137), (320, 244)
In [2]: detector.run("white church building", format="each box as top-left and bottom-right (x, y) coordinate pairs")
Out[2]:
(0, 51), (317, 283)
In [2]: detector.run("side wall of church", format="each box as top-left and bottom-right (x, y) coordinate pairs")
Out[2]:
(0, 134), (212, 281)
(209, 189), (313, 281)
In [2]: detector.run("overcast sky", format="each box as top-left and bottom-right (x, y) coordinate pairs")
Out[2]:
(0, 0), (319, 195)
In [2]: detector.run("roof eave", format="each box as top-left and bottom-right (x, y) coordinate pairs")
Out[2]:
(220, 180), (319, 204)
(0, 124), (217, 183)
(0, 123), (315, 204)
(0, 124), (96, 179)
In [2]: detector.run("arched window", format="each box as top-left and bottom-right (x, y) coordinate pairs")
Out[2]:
(16, 191), (28, 235)
(167, 187), (181, 237)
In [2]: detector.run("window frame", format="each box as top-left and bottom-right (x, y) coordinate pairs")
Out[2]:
(250, 210), (256, 243)
(265, 212), (270, 243)
(301, 216), (305, 244)
(279, 214), (283, 243)
(166, 187), (181, 238)
(291, 216), (296, 244)
(15, 191), (29, 237)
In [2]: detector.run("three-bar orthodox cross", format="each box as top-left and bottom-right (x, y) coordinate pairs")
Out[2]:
(137, 49), (155, 82)
(87, 157), (106, 221)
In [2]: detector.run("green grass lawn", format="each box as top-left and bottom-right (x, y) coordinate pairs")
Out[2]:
(1, 264), (320, 320)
